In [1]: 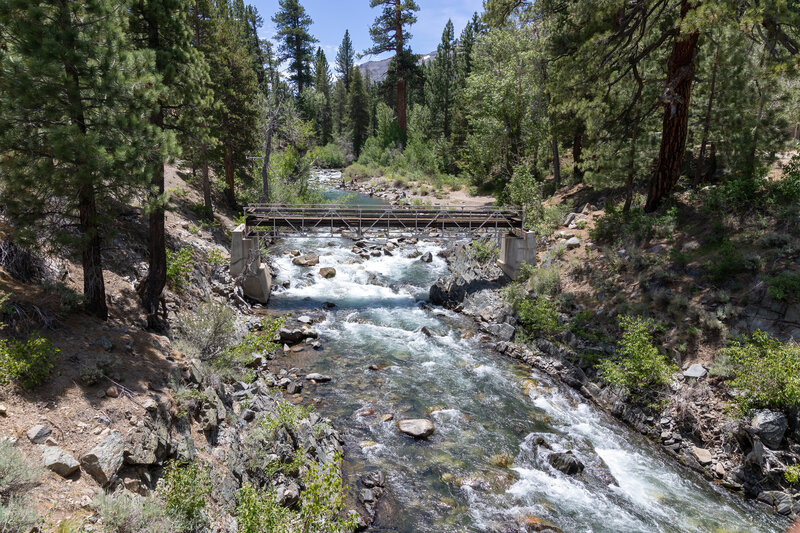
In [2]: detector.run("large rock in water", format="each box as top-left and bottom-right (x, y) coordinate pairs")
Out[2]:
(396, 419), (435, 439)
(548, 451), (584, 475)
(429, 243), (509, 310)
(293, 254), (319, 267)
(81, 431), (124, 485)
(752, 410), (788, 449)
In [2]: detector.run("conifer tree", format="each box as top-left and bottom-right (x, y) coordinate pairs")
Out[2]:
(0, 0), (160, 320)
(130, 0), (211, 329)
(426, 20), (457, 139)
(348, 67), (370, 157)
(336, 30), (356, 90)
(365, 0), (420, 134)
(272, 0), (317, 91)
(332, 78), (348, 137)
(312, 48), (333, 144)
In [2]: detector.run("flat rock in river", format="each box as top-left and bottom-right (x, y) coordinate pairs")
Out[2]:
(293, 254), (319, 267)
(396, 419), (435, 439)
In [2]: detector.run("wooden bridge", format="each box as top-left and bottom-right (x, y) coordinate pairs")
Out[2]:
(243, 204), (525, 238)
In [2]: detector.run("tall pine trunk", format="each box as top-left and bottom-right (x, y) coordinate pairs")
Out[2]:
(395, 0), (407, 134)
(225, 139), (236, 208)
(201, 145), (212, 216)
(645, 0), (700, 212)
(140, 12), (167, 330)
(572, 125), (584, 183)
(61, 3), (107, 320)
(261, 111), (275, 203)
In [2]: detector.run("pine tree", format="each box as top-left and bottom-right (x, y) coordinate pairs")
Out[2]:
(332, 78), (348, 138)
(272, 0), (317, 92)
(130, 0), (211, 329)
(336, 30), (356, 91)
(312, 48), (333, 144)
(365, 0), (420, 134)
(426, 19), (457, 139)
(204, 2), (260, 208)
(348, 67), (370, 157)
(0, 0), (160, 320)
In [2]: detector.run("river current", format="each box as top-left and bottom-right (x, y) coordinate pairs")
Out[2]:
(266, 172), (787, 532)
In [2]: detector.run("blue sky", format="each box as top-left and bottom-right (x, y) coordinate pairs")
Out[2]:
(250, 0), (484, 63)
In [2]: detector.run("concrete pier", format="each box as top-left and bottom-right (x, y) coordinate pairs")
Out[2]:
(497, 231), (537, 279)
(230, 224), (271, 304)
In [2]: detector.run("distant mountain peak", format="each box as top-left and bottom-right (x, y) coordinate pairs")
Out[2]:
(358, 51), (437, 83)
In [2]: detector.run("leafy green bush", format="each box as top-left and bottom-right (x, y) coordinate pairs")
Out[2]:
(720, 330), (800, 411)
(467, 239), (499, 264)
(785, 464), (800, 484)
(174, 302), (237, 361)
(310, 143), (346, 169)
(599, 315), (674, 395)
(0, 333), (58, 388)
(94, 492), (183, 533)
(157, 460), (210, 528)
(517, 298), (561, 336)
(702, 240), (758, 284)
(237, 452), (358, 533)
(767, 272), (800, 301)
(212, 315), (285, 382)
(166, 247), (193, 292)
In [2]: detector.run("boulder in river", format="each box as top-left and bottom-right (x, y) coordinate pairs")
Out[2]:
(420, 252), (433, 263)
(548, 451), (584, 475)
(319, 267), (336, 279)
(396, 419), (435, 439)
(306, 373), (331, 383)
(293, 254), (319, 267)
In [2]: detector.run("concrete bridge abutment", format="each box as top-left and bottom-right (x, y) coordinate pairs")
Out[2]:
(497, 230), (537, 279)
(231, 224), (271, 304)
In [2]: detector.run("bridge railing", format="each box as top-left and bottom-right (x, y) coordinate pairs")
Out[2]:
(244, 204), (524, 238)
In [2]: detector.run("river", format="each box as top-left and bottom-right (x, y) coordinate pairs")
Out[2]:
(265, 172), (787, 532)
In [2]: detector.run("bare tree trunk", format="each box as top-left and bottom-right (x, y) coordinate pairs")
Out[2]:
(694, 42), (719, 188)
(645, 0), (700, 212)
(261, 112), (275, 203)
(225, 140), (236, 208)
(539, 60), (561, 190)
(572, 125), (584, 183)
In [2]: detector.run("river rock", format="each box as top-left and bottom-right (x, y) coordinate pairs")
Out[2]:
(293, 254), (319, 267)
(286, 381), (303, 394)
(751, 410), (787, 449)
(692, 446), (713, 466)
(279, 327), (305, 343)
(319, 267), (336, 279)
(487, 323), (515, 342)
(306, 373), (331, 382)
(396, 419), (435, 439)
(81, 430), (124, 486)
(548, 451), (584, 475)
(683, 364), (707, 379)
(42, 447), (80, 477)
(420, 252), (433, 263)
(27, 425), (51, 444)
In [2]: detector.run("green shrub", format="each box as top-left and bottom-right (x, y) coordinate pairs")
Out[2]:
(467, 240), (499, 264)
(702, 240), (756, 284)
(599, 315), (674, 395)
(236, 483), (291, 533)
(767, 272), (800, 301)
(0, 333), (59, 388)
(157, 460), (210, 528)
(785, 464), (800, 484)
(517, 298), (562, 336)
(166, 247), (194, 292)
(212, 316), (285, 383)
(720, 330), (800, 411)
(174, 302), (237, 361)
(0, 498), (38, 533)
(310, 143), (346, 169)
(591, 204), (678, 245)
(42, 280), (84, 313)
(94, 492), (183, 533)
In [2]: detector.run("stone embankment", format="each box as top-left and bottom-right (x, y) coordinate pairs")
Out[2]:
(429, 245), (800, 520)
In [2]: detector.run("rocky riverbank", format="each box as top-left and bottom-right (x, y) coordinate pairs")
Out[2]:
(429, 244), (800, 521)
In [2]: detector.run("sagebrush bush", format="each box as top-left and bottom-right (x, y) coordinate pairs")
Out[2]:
(599, 315), (674, 395)
(525, 266), (561, 298)
(174, 302), (237, 361)
(720, 330), (800, 411)
(0, 498), (38, 533)
(0, 441), (40, 533)
(0, 333), (58, 388)
(94, 492), (184, 533)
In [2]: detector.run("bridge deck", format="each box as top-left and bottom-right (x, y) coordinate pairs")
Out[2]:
(244, 204), (524, 237)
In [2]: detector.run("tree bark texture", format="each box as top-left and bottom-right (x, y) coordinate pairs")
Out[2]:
(645, 0), (700, 212)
